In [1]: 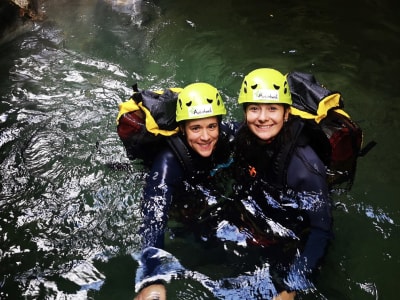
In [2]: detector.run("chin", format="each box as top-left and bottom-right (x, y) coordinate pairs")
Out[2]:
(199, 151), (212, 157)
(196, 148), (213, 157)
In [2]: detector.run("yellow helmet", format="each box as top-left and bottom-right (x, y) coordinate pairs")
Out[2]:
(176, 82), (226, 122)
(238, 68), (292, 105)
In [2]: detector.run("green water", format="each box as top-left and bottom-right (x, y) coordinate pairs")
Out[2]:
(0, 0), (399, 299)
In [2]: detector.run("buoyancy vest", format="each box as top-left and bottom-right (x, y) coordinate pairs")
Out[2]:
(232, 119), (329, 250)
(234, 117), (319, 190)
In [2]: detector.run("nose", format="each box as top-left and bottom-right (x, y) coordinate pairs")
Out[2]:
(200, 128), (210, 140)
(258, 107), (269, 122)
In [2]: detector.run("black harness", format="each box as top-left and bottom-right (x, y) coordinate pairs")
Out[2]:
(166, 135), (194, 175)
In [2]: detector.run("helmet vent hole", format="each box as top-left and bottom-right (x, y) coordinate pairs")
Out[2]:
(207, 98), (213, 104)
(186, 101), (192, 107)
(273, 84), (280, 90)
(251, 84), (258, 90)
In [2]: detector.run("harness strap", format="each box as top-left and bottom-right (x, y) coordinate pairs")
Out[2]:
(166, 135), (194, 175)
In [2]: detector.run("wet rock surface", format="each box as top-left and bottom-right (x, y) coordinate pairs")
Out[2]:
(0, 0), (40, 42)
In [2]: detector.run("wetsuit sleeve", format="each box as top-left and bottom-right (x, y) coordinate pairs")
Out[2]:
(284, 145), (333, 291)
(140, 148), (185, 249)
(134, 148), (185, 292)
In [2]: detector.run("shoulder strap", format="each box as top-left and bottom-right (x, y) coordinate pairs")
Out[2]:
(166, 135), (194, 175)
(273, 118), (305, 187)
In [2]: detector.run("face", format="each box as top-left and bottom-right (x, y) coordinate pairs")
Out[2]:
(182, 116), (219, 157)
(245, 103), (289, 143)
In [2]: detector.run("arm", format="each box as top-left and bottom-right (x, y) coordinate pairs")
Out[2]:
(284, 146), (333, 291)
(135, 148), (185, 296)
(140, 149), (185, 249)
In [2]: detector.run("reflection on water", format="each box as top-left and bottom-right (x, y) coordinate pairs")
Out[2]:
(0, 0), (399, 299)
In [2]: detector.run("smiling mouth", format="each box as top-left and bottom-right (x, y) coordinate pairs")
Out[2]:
(256, 124), (273, 129)
(197, 141), (214, 150)
(199, 142), (212, 148)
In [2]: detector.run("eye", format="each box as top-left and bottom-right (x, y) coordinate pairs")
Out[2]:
(248, 105), (260, 112)
(208, 123), (218, 130)
(189, 125), (201, 132)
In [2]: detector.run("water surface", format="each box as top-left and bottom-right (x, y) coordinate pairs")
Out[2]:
(0, 0), (399, 299)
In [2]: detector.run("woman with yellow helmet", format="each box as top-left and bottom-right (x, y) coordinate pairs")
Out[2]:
(134, 82), (235, 300)
(232, 68), (333, 300)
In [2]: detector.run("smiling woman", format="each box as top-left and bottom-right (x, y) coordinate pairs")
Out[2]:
(231, 68), (332, 299)
(244, 103), (289, 143)
(183, 117), (220, 157)
(175, 83), (227, 158)
(133, 82), (236, 299)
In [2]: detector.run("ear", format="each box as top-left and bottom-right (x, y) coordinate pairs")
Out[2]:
(284, 107), (291, 121)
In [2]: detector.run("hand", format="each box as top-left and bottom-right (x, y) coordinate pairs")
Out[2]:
(134, 284), (166, 300)
(272, 290), (296, 300)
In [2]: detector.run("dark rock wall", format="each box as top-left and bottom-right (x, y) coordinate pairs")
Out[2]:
(0, 0), (40, 42)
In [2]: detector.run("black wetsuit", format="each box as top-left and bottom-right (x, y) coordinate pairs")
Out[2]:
(135, 122), (236, 291)
(232, 116), (333, 292)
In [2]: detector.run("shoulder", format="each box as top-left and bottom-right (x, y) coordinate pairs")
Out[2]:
(287, 144), (327, 192)
(295, 144), (324, 165)
(149, 146), (185, 177)
(144, 147), (186, 195)
(292, 144), (326, 176)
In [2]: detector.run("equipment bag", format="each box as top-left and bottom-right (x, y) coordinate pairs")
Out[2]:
(287, 71), (376, 189)
(116, 84), (182, 164)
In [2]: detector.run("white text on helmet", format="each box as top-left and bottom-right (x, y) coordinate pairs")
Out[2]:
(253, 89), (279, 101)
(188, 104), (214, 118)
